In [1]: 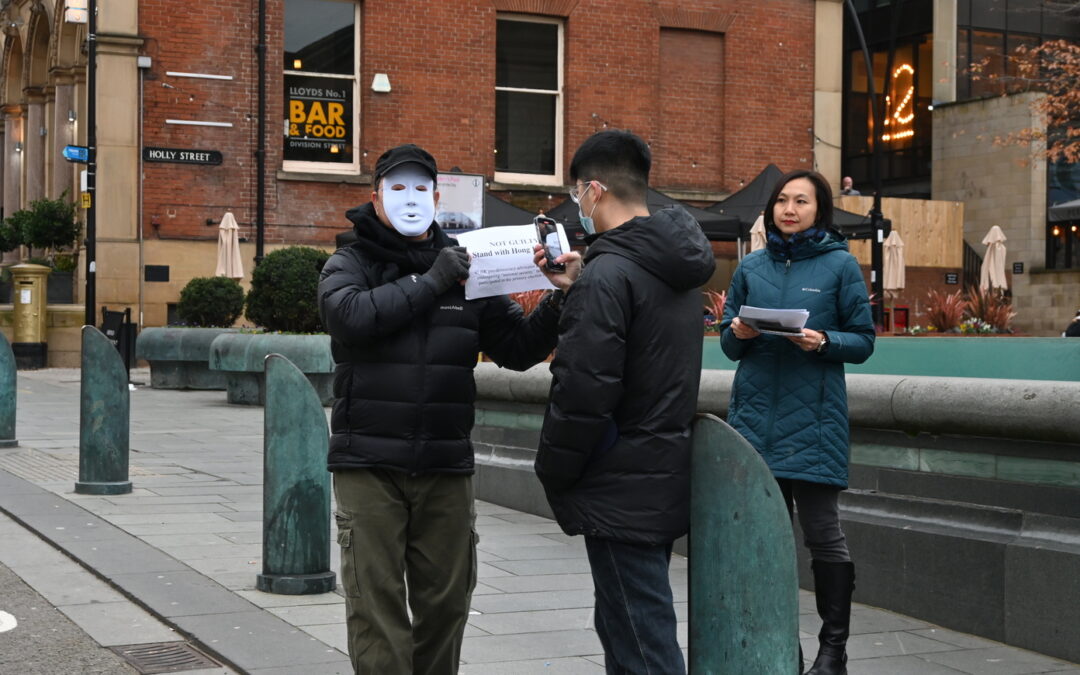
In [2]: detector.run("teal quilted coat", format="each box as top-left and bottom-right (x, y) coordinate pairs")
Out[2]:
(719, 229), (875, 488)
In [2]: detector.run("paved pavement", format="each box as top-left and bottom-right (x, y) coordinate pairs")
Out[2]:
(0, 552), (140, 674)
(0, 367), (1078, 674)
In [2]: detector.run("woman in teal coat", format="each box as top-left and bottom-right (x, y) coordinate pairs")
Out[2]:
(720, 170), (875, 675)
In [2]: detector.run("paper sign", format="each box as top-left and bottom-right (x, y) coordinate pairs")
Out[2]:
(738, 305), (809, 336)
(20, 289), (31, 304)
(455, 224), (564, 300)
(436, 173), (485, 232)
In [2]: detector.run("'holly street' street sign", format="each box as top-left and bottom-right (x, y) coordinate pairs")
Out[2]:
(143, 147), (223, 165)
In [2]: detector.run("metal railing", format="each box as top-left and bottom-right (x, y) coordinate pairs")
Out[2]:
(963, 240), (983, 290)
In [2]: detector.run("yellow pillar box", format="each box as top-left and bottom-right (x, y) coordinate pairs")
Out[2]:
(11, 263), (50, 369)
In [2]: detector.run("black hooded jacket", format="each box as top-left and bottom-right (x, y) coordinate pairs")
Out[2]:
(535, 206), (716, 545)
(318, 203), (561, 474)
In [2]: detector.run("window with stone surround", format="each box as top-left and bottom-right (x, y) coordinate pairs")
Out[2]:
(494, 14), (564, 186)
(282, 0), (359, 173)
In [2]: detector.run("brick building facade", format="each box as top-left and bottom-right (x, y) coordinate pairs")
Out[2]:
(140, 0), (816, 243)
(1, 0), (837, 331)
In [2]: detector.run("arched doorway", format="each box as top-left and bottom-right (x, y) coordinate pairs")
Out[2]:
(1, 32), (24, 263)
(49, 0), (82, 202)
(24, 6), (50, 204)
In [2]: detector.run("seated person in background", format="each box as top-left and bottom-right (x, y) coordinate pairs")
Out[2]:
(1064, 309), (1080, 337)
(839, 176), (860, 196)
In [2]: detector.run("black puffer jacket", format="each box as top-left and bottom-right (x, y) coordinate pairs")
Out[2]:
(319, 203), (561, 474)
(535, 206), (716, 545)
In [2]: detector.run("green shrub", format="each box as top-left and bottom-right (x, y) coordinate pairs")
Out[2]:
(0, 219), (19, 253)
(52, 253), (78, 273)
(244, 246), (329, 333)
(6, 193), (79, 257)
(178, 277), (245, 327)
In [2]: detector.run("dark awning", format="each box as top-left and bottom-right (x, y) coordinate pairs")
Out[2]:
(483, 193), (536, 227)
(707, 164), (890, 240)
(706, 164), (785, 227)
(1050, 197), (1080, 223)
(545, 187), (744, 243)
(831, 204), (892, 240)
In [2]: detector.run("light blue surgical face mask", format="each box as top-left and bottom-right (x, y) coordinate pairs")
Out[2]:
(576, 183), (601, 235)
(579, 209), (596, 236)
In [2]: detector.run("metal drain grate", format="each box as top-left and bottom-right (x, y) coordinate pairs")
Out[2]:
(109, 641), (223, 674)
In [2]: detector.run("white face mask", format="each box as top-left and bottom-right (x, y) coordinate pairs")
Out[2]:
(379, 165), (436, 237)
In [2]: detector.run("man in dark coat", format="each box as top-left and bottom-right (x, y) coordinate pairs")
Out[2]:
(534, 131), (716, 674)
(318, 144), (580, 674)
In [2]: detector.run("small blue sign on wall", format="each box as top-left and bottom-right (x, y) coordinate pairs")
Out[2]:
(62, 145), (89, 163)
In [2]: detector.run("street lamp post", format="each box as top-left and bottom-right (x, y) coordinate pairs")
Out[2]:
(844, 0), (886, 329)
(255, 0), (266, 266)
(84, 0), (97, 327)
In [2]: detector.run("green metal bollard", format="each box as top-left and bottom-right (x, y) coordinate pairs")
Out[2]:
(256, 354), (335, 595)
(76, 326), (132, 495)
(689, 414), (799, 674)
(0, 331), (17, 447)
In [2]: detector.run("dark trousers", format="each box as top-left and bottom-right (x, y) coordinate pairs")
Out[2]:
(333, 468), (477, 674)
(777, 478), (851, 563)
(584, 537), (685, 675)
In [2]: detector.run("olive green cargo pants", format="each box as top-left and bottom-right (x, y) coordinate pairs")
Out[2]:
(333, 468), (477, 674)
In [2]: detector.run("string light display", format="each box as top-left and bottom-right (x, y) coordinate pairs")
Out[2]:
(881, 63), (916, 143)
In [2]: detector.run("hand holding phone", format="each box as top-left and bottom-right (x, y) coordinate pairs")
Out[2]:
(534, 215), (566, 272)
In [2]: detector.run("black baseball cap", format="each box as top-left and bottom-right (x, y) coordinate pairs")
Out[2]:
(373, 144), (438, 188)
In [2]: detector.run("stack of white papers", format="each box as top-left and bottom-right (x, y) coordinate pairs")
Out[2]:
(738, 305), (809, 336)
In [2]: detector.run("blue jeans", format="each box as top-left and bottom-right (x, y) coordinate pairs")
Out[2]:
(584, 537), (685, 675)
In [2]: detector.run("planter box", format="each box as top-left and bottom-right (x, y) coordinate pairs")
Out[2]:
(903, 332), (1024, 337)
(703, 335), (1080, 381)
(209, 332), (334, 406)
(136, 327), (239, 390)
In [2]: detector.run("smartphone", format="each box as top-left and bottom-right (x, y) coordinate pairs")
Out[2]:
(534, 215), (566, 272)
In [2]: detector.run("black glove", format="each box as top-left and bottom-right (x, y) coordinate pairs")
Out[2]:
(422, 246), (470, 295)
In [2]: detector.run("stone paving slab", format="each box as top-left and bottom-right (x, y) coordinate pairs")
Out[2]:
(458, 656), (606, 674)
(0, 510), (235, 674)
(0, 468), (350, 673)
(2, 369), (1079, 674)
(169, 610), (349, 672)
(58, 600), (184, 646)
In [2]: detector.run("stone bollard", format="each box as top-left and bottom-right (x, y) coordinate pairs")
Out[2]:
(689, 414), (798, 674)
(256, 354), (335, 595)
(76, 326), (132, 495)
(0, 331), (17, 447)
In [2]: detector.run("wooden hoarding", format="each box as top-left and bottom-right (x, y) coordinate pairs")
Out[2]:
(837, 196), (964, 269)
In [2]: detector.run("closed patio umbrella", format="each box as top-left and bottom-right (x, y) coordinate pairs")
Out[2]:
(883, 230), (905, 292)
(215, 211), (244, 280)
(749, 214), (767, 252)
(980, 225), (1008, 291)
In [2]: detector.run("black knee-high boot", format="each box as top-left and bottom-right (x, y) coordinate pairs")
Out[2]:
(806, 560), (855, 675)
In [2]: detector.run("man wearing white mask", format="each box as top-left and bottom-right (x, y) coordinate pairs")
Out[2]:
(318, 144), (581, 674)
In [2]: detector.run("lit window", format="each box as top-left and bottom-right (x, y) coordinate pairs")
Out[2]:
(282, 0), (358, 172)
(495, 15), (564, 186)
